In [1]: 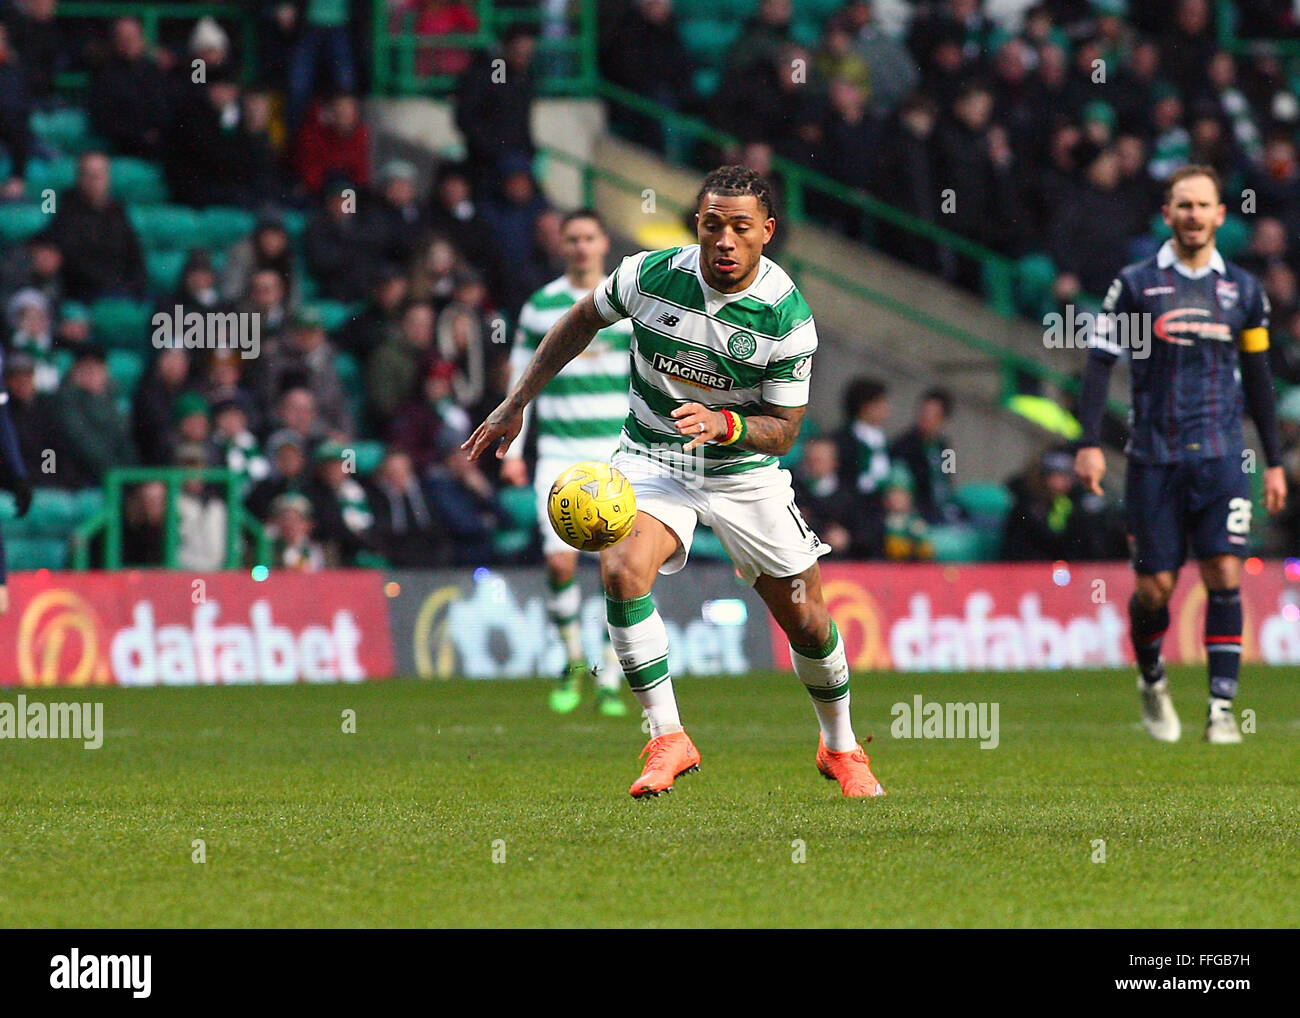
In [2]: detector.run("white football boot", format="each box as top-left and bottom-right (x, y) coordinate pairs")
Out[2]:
(1138, 672), (1181, 742)
(1205, 698), (1243, 744)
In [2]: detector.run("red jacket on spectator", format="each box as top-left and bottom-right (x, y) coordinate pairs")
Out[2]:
(392, 1), (478, 78)
(292, 98), (372, 196)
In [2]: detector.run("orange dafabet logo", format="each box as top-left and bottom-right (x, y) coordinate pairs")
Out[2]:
(821, 579), (891, 669)
(17, 588), (110, 687)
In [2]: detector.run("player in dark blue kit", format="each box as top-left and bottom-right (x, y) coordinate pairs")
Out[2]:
(0, 343), (34, 614)
(1074, 165), (1287, 744)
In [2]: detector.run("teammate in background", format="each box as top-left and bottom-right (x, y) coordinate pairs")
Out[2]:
(466, 166), (885, 798)
(0, 343), (34, 613)
(1075, 164), (1287, 744)
(502, 210), (633, 717)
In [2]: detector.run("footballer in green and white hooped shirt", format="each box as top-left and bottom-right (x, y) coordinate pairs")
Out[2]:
(464, 167), (885, 799)
(502, 210), (634, 718)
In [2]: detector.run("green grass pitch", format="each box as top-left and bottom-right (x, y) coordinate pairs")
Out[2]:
(2, 667), (1297, 928)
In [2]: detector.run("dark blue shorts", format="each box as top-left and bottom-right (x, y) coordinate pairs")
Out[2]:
(1125, 456), (1252, 574)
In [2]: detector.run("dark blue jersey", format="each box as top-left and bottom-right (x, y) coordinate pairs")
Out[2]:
(1088, 241), (1270, 465)
(0, 344), (28, 483)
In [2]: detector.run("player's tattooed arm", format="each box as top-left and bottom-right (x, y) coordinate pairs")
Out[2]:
(672, 401), (806, 455)
(463, 294), (607, 460)
(505, 294), (607, 411)
(739, 403), (806, 456)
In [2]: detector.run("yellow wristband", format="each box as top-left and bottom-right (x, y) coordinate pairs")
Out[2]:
(719, 410), (746, 446)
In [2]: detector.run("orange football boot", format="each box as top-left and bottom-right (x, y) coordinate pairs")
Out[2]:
(629, 731), (701, 798)
(816, 735), (886, 797)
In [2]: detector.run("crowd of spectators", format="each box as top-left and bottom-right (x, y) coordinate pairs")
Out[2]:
(599, 0), (1300, 370)
(0, 2), (1294, 570)
(0, 4), (563, 571)
(794, 374), (1129, 562)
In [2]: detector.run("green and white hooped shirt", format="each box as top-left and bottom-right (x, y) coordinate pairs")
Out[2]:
(592, 245), (817, 480)
(511, 275), (633, 464)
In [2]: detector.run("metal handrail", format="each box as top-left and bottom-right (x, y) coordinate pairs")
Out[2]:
(70, 467), (271, 571)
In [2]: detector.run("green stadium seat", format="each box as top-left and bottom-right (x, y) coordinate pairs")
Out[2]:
(90, 297), (152, 348)
(334, 351), (364, 427)
(493, 485), (538, 557)
(0, 203), (48, 243)
(29, 107), (90, 151)
(107, 349), (146, 399)
(799, 0), (844, 17)
(24, 156), (76, 200)
(680, 20), (742, 64)
(930, 523), (1001, 563)
(352, 440), (385, 475)
(693, 67), (721, 98)
(280, 209), (308, 241)
(146, 249), (187, 292)
(302, 300), (356, 332)
(296, 264), (319, 301)
(111, 157), (167, 204)
(128, 205), (204, 251)
(6, 536), (69, 570)
(1217, 214), (1250, 259)
(1015, 253), (1057, 320)
(691, 525), (729, 561)
(791, 19), (822, 48)
(4, 489), (74, 538)
(954, 483), (1013, 521)
(199, 207), (256, 248)
(72, 488), (106, 519)
(706, 0), (758, 17)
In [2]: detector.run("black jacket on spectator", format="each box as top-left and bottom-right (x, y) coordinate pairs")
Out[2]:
(1048, 180), (1144, 298)
(453, 50), (534, 188)
(366, 477), (448, 567)
(1001, 475), (1122, 562)
(164, 89), (255, 207)
(131, 373), (189, 467)
(88, 52), (172, 159)
(304, 208), (391, 303)
(0, 56), (32, 180)
(793, 474), (881, 559)
(889, 427), (957, 526)
(3, 6), (62, 101)
(932, 118), (1023, 256)
(49, 189), (146, 301)
(5, 388), (54, 481)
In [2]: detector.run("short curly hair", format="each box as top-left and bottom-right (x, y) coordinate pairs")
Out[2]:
(695, 165), (776, 220)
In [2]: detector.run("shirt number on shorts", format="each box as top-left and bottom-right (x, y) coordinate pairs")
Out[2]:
(1227, 498), (1252, 536)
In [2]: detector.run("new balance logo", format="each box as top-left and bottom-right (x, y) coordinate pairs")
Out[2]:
(656, 312), (680, 328)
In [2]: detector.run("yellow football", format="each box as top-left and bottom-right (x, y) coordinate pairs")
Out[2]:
(547, 461), (638, 552)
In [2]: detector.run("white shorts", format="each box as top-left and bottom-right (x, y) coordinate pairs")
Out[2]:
(611, 450), (830, 585)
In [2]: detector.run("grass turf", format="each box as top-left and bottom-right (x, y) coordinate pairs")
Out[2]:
(1, 666), (1297, 928)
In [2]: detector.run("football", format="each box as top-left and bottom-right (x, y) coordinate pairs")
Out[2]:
(547, 461), (638, 552)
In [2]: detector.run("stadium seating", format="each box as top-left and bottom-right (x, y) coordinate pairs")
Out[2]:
(494, 485), (538, 557)
(23, 156), (76, 200)
(199, 207), (257, 249)
(128, 205), (204, 251)
(0, 203), (47, 244)
(107, 349), (146, 400)
(301, 300), (358, 332)
(0, 488), (104, 569)
(145, 249), (188, 293)
(90, 297), (153, 349)
(30, 106), (99, 154)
